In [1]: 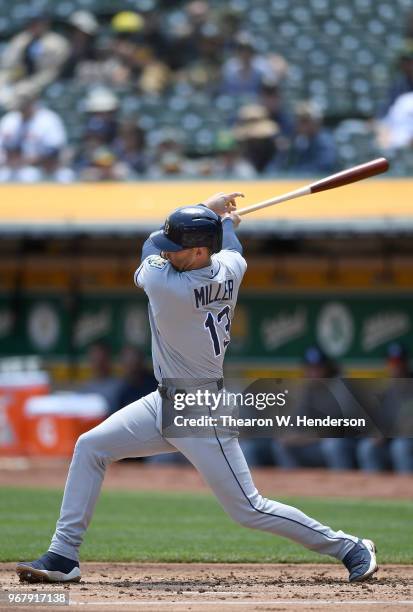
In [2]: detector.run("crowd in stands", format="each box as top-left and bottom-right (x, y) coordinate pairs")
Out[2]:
(0, 1), (412, 181)
(79, 339), (413, 473)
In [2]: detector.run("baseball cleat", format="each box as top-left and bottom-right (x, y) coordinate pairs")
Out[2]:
(16, 551), (81, 583)
(343, 538), (378, 583)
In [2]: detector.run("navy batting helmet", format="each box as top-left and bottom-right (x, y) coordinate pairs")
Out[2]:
(150, 206), (223, 253)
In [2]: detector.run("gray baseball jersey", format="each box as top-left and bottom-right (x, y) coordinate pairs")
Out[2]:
(134, 250), (246, 382)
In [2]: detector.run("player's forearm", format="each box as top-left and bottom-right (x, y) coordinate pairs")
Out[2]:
(222, 218), (243, 254)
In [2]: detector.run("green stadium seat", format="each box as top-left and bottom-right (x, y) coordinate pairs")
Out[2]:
(296, 35), (316, 53)
(367, 19), (386, 36)
(269, 0), (289, 16)
(353, 0), (374, 16)
(55, 2), (77, 18)
(120, 96), (141, 114)
(249, 8), (268, 26)
(308, 0), (331, 18)
(334, 6), (355, 23)
(138, 114), (157, 130)
(290, 6), (312, 25)
(279, 21), (299, 40)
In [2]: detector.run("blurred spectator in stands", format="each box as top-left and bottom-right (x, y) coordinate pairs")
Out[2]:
(177, 23), (224, 92)
(259, 77), (294, 138)
(220, 32), (287, 97)
(0, 147), (75, 183)
(74, 12), (169, 93)
(234, 103), (279, 173)
(139, 9), (170, 62)
(378, 40), (413, 117)
(147, 151), (193, 178)
(74, 88), (119, 176)
(75, 34), (111, 85)
(74, 131), (102, 174)
(111, 346), (157, 416)
(60, 11), (99, 79)
(83, 87), (119, 145)
(108, 11), (170, 94)
(36, 147), (75, 183)
(147, 128), (194, 178)
(79, 146), (131, 181)
(113, 120), (148, 175)
(357, 343), (413, 473)
(107, 11), (146, 86)
(0, 143), (40, 182)
(0, 11), (69, 109)
(208, 130), (256, 178)
(216, 6), (243, 46)
(375, 92), (413, 151)
(278, 100), (337, 175)
(272, 346), (358, 470)
(386, 343), (411, 379)
(79, 341), (120, 416)
(0, 92), (67, 168)
(165, 0), (212, 71)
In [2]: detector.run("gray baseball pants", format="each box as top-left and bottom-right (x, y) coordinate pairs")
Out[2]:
(49, 391), (358, 562)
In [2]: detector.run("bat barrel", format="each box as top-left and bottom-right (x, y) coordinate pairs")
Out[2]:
(310, 157), (389, 194)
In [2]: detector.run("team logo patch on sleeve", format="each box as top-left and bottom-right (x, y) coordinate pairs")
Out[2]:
(148, 255), (167, 269)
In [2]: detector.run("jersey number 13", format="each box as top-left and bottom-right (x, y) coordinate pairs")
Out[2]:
(204, 306), (231, 357)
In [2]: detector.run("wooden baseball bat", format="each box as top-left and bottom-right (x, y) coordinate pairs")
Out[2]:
(236, 157), (389, 216)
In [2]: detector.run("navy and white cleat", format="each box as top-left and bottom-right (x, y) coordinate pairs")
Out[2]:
(343, 539), (378, 583)
(16, 552), (81, 583)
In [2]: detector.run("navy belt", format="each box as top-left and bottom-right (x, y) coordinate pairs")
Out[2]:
(158, 378), (223, 399)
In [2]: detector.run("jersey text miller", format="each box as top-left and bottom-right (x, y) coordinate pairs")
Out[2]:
(193, 279), (234, 308)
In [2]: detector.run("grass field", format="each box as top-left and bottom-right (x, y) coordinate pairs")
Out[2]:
(1, 487), (411, 564)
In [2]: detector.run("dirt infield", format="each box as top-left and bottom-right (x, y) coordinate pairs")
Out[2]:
(1, 562), (413, 611)
(2, 460), (412, 610)
(0, 457), (412, 498)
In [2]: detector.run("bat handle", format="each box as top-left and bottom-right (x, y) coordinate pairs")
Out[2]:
(237, 186), (311, 216)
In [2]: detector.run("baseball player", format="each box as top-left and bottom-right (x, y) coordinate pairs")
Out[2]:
(16, 192), (377, 584)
